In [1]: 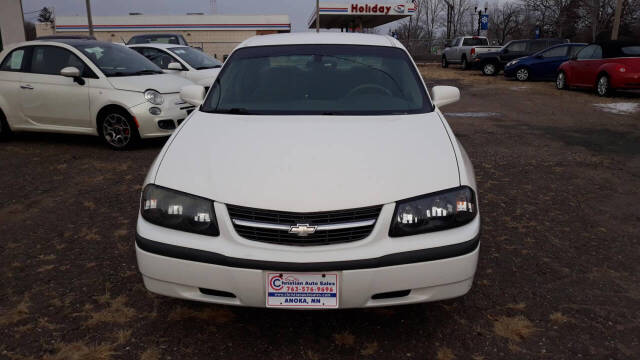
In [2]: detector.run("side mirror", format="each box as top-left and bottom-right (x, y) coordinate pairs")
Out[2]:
(432, 86), (460, 108)
(167, 62), (183, 71)
(60, 66), (85, 85)
(60, 66), (81, 78)
(180, 84), (206, 107)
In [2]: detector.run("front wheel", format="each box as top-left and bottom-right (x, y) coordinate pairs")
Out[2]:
(515, 67), (529, 81)
(482, 62), (497, 76)
(596, 74), (612, 97)
(99, 110), (140, 150)
(556, 71), (567, 90)
(461, 57), (469, 70)
(441, 56), (449, 68)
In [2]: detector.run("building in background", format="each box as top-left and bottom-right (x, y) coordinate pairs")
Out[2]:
(308, 1), (415, 32)
(0, 0), (27, 51)
(36, 14), (291, 60)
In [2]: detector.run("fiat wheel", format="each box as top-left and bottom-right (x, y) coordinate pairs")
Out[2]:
(99, 111), (140, 150)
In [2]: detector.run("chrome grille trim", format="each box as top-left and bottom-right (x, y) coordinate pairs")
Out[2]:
(232, 218), (376, 231)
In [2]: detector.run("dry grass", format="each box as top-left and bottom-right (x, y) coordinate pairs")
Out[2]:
(167, 305), (234, 324)
(43, 342), (116, 360)
(139, 348), (161, 360)
(85, 295), (136, 326)
(114, 329), (132, 345)
(0, 296), (30, 326)
(333, 331), (355, 347)
(506, 303), (527, 311)
(492, 315), (538, 342)
(360, 342), (379, 356)
(549, 312), (571, 324)
(436, 347), (456, 360)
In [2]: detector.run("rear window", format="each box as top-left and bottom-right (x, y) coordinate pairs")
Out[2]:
(462, 38), (489, 46)
(201, 44), (432, 115)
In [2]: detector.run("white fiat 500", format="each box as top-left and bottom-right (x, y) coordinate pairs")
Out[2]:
(136, 33), (480, 309)
(0, 40), (195, 149)
(128, 43), (222, 88)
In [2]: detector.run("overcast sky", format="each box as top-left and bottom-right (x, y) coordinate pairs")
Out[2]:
(22, 0), (406, 32)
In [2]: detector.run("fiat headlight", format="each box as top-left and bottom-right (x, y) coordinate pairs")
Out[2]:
(144, 90), (164, 105)
(141, 184), (219, 236)
(389, 186), (477, 237)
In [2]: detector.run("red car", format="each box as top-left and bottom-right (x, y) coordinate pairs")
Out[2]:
(556, 41), (640, 96)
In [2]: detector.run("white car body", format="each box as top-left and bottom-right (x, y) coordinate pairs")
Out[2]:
(0, 40), (195, 145)
(136, 33), (480, 309)
(128, 43), (221, 87)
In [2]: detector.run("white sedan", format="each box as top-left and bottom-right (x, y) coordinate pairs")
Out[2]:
(136, 33), (480, 309)
(0, 40), (195, 149)
(128, 43), (222, 88)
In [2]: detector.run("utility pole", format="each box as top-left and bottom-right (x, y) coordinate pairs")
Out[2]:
(444, 0), (453, 40)
(85, 0), (94, 36)
(316, 0), (320, 32)
(591, 0), (599, 42)
(611, 0), (623, 40)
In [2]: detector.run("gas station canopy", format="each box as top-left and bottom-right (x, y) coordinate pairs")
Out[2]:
(308, 1), (416, 30)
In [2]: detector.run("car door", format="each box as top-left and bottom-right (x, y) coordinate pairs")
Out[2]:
(0, 47), (30, 128)
(571, 45), (600, 87)
(530, 45), (569, 79)
(19, 45), (92, 129)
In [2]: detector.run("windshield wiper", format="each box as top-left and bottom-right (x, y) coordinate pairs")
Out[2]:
(196, 65), (221, 70)
(216, 107), (254, 114)
(129, 69), (163, 75)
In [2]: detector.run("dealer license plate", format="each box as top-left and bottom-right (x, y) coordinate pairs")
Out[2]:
(266, 272), (339, 308)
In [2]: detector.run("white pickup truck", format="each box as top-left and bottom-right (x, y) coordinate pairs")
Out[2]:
(442, 36), (502, 69)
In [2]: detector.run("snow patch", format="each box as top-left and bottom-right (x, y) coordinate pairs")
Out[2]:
(445, 112), (501, 118)
(593, 103), (640, 115)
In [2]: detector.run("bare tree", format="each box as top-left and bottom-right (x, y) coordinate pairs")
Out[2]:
(37, 7), (55, 24)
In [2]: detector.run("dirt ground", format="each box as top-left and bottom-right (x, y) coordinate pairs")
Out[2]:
(1, 64), (639, 360)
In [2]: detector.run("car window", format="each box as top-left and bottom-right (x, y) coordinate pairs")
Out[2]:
(73, 43), (163, 77)
(506, 41), (526, 52)
(31, 46), (94, 77)
(201, 44), (432, 115)
(591, 45), (602, 59)
(529, 41), (549, 53)
(133, 47), (177, 69)
(462, 38), (488, 46)
(569, 45), (586, 57)
(620, 46), (640, 56)
(576, 45), (596, 60)
(0, 48), (27, 72)
(541, 46), (567, 58)
(168, 46), (222, 69)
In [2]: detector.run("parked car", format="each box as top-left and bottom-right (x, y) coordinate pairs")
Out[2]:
(129, 43), (222, 87)
(127, 33), (189, 46)
(442, 36), (502, 69)
(135, 33), (480, 309)
(0, 40), (195, 149)
(556, 41), (640, 96)
(504, 43), (586, 81)
(475, 38), (568, 75)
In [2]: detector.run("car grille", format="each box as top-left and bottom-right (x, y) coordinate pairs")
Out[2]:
(226, 204), (383, 246)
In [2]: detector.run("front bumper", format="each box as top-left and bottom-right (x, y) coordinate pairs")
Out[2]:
(129, 93), (194, 138)
(135, 203), (480, 308)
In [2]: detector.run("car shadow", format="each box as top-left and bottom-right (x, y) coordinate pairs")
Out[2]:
(1, 132), (168, 150)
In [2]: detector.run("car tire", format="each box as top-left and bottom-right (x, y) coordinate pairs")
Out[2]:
(515, 67), (529, 81)
(461, 57), (468, 70)
(442, 56), (449, 68)
(98, 109), (140, 150)
(0, 110), (11, 140)
(596, 74), (612, 97)
(482, 62), (497, 76)
(556, 71), (568, 90)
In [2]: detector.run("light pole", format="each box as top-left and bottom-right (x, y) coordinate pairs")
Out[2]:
(474, 2), (488, 36)
(85, 0), (94, 36)
(316, 0), (320, 33)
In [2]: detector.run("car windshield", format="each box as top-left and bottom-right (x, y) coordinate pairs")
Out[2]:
(73, 43), (163, 77)
(168, 47), (222, 69)
(200, 44), (432, 115)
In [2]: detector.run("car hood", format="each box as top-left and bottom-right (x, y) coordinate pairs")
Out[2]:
(154, 112), (461, 212)
(107, 73), (194, 93)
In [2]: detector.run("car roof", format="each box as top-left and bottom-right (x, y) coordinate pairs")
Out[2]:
(4, 39), (121, 50)
(237, 32), (403, 49)
(128, 43), (185, 49)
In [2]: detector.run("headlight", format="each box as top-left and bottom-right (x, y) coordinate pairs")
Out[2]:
(507, 60), (518, 67)
(144, 90), (164, 105)
(141, 184), (219, 236)
(389, 186), (477, 237)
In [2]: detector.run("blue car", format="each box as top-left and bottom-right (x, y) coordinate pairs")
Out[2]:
(504, 43), (587, 81)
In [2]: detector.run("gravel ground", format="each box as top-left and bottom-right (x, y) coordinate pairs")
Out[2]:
(1, 65), (639, 360)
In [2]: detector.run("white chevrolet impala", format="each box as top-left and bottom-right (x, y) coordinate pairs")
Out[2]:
(136, 33), (480, 309)
(0, 40), (195, 149)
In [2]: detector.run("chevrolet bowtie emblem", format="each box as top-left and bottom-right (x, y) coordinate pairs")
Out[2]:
(289, 224), (317, 236)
